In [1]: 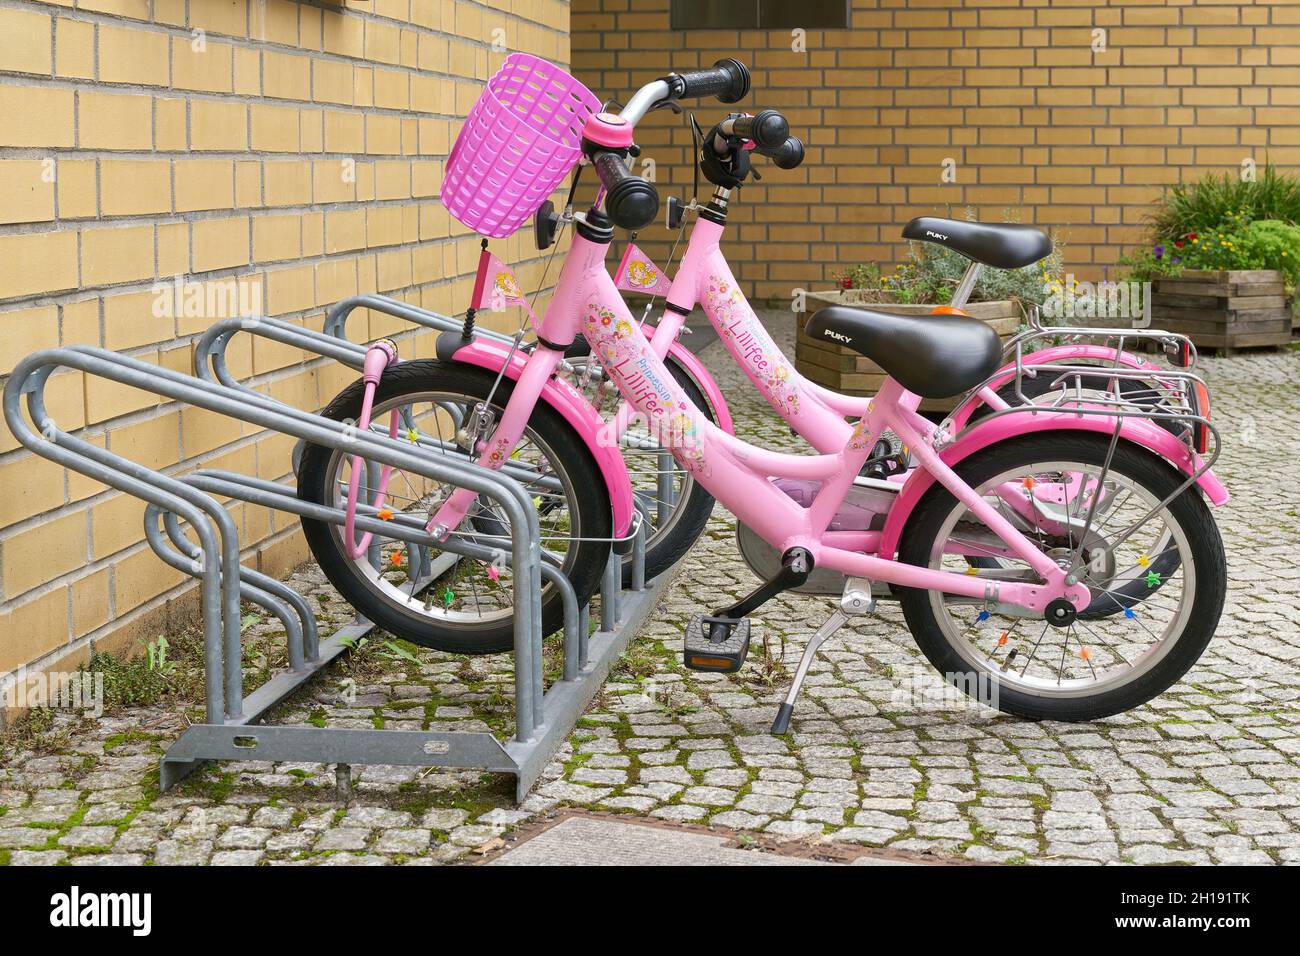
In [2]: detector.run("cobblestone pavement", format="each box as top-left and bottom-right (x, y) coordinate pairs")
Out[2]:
(1, 314), (1297, 865)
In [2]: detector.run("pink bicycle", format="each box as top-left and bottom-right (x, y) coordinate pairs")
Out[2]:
(584, 105), (1204, 600)
(298, 59), (1228, 722)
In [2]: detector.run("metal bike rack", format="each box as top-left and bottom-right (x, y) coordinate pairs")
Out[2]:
(324, 293), (507, 345)
(3, 330), (668, 802)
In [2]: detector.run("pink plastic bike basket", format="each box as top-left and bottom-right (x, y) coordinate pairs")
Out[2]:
(441, 54), (602, 239)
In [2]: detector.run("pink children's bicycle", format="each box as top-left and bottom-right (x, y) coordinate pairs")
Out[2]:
(577, 98), (1203, 602)
(298, 57), (1227, 723)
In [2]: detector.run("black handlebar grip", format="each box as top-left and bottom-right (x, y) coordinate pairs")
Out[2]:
(731, 109), (789, 149)
(758, 136), (805, 170)
(669, 58), (750, 104)
(592, 151), (660, 231)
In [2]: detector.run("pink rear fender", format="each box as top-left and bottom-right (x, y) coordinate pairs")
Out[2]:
(949, 345), (1166, 431)
(664, 339), (735, 435)
(448, 338), (637, 537)
(876, 412), (1229, 562)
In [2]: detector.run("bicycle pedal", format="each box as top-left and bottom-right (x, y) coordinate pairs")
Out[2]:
(683, 615), (750, 673)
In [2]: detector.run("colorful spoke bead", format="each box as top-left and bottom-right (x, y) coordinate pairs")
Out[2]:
(1145, 570), (1161, 588)
(443, 589), (455, 606)
(976, 610), (991, 623)
(1123, 607), (1137, 619)
(487, 565), (500, 581)
(406, 427), (420, 443)
(377, 507), (394, 521)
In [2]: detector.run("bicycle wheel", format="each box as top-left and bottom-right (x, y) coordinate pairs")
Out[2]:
(298, 360), (612, 654)
(898, 433), (1226, 721)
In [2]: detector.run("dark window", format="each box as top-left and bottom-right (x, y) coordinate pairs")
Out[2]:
(670, 0), (850, 31)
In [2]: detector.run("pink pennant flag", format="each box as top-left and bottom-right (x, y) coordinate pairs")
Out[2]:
(614, 243), (673, 297)
(471, 249), (531, 313)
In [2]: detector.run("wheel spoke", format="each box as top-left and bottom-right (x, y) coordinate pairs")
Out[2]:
(1073, 616), (1132, 668)
(1019, 622), (1052, 677)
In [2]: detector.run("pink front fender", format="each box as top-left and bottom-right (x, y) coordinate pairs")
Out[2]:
(664, 340), (734, 435)
(876, 412), (1229, 562)
(449, 338), (636, 537)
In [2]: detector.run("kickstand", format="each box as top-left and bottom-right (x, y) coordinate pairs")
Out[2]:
(770, 577), (876, 735)
(770, 610), (847, 734)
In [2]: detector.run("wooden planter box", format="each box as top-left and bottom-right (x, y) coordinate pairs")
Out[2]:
(795, 291), (1022, 412)
(1151, 269), (1293, 354)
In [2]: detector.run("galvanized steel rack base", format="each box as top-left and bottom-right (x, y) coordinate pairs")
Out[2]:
(158, 552), (671, 800)
(5, 304), (673, 803)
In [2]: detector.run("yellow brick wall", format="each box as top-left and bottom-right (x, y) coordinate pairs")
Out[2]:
(0, 0), (569, 696)
(573, 0), (1300, 300)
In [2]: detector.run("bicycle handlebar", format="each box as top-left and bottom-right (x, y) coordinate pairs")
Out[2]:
(710, 108), (806, 173)
(621, 60), (750, 126)
(720, 109), (789, 150)
(758, 136), (805, 170)
(592, 60), (800, 228)
(663, 58), (751, 104)
(591, 150), (660, 231)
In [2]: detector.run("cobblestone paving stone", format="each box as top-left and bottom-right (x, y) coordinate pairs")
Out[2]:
(1, 313), (1297, 865)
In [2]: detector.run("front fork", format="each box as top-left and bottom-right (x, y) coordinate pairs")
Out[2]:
(427, 346), (566, 537)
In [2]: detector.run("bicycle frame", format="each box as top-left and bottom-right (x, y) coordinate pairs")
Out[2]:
(434, 227), (1094, 615)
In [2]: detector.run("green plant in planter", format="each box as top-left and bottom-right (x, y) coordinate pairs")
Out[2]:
(1148, 163), (1300, 242)
(1121, 163), (1300, 288)
(1242, 220), (1300, 285)
(1141, 210), (1300, 286)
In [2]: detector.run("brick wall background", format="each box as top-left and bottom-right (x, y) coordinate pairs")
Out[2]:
(572, 0), (1300, 301)
(0, 0), (568, 705)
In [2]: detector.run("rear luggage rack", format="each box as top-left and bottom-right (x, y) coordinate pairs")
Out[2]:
(959, 307), (1219, 469)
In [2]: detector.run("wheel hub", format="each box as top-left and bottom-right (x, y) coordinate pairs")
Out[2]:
(1044, 597), (1077, 628)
